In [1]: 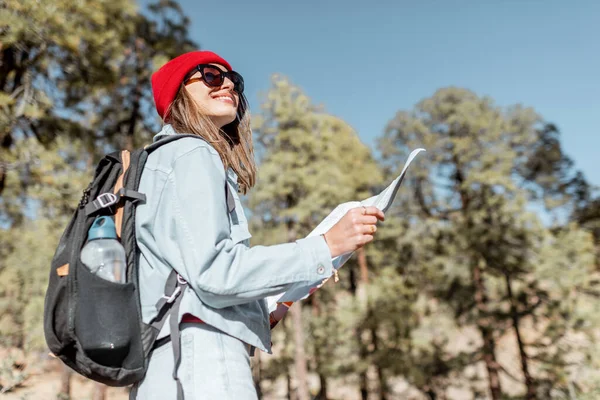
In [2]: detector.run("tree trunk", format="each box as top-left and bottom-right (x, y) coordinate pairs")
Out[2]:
(424, 386), (437, 400)
(455, 159), (501, 399)
(0, 47), (16, 91)
(357, 247), (369, 400)
(349, 264), (358, 295)
(287, 366), (294, 400)
(505, 274), (537, 399)
(317, 372), (328, 400)
(92, 383), (107, 400)
(371, 325), (388, 400)
(312, 292), (328, 400)
(0, 47), (25, 194)
(252, 350), (263, 399)
(290, 303), (310, 400)
(473, 263), (502, 400)
(124, 41), (143, 152)
(359, 369), (369, 400)
(15, 272), (25, 348)
(288, 220), (310, 400)
(357, 247), (369, 284)
(0, 160), (6, 197)
(314, 330), (329, 400)
(0, 123), (14, 209)
(58, 364), (72, 399)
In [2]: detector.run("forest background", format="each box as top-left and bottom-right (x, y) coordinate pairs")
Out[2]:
(1, 1), (599, 399)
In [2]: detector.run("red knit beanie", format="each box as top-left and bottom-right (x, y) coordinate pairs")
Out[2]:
(151, 51), (233, 119)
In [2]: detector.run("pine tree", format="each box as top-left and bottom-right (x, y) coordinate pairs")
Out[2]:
(249, 75), (382, 398)
(0, 1), (198, 397)
(378, 87), (600, 399)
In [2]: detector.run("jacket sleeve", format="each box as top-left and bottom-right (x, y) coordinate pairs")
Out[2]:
(162, 145), (334, 309)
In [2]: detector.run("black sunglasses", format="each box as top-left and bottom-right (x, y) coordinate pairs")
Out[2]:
(183, 64), (244, 94)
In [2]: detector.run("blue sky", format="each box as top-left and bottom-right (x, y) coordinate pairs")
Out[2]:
(143, 0), (599, 186)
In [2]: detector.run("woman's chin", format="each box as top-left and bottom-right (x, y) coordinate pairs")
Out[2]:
(211, 113), (237, 128)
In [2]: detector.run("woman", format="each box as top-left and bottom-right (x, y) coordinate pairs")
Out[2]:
(132, 50), (384, 399)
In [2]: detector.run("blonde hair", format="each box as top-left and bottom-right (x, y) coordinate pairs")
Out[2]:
(165, 84), (256, 194)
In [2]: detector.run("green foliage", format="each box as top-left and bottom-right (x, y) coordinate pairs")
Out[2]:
(251, 75), (382, 233)
(0, 354), (28, 394)
(379, 87), (600, 398)
(249, 75), (384, 392)
(0, 0), (137, 139)
(0, 0), (197, 359)
(0, 5), (597, 398)
(248, 83), (600, 399)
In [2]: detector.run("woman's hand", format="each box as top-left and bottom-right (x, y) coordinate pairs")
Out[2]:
(323, 206), (385, 258)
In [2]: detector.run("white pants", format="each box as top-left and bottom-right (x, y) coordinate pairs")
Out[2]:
(132, 323), (258, 400)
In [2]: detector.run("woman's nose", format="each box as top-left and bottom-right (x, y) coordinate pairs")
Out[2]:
(221, 77), (235, 91)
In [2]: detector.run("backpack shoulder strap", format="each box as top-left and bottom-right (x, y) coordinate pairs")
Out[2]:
(83, 149), (146, 219)
(149, 269), (187, 400)
(114, 150), (131, 238)
(144, 133), (206, 154)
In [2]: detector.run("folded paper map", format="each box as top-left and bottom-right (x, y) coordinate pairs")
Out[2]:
(266, 148), (426, 328)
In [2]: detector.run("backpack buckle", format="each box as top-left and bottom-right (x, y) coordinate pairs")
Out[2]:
(96, 193), (119, 208)
(162, 274), (187, 303)
(177, 274), (188, 286)
(84, 192), (121, 216)
(162, 287), (182, 304)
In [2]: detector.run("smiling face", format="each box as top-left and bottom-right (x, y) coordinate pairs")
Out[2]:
(184, 63), (239, 129)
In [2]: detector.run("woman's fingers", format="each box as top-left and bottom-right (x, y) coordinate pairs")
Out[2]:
(367, 207), (385, 221)
(361, 234), (374, 244)
(324, 207), (384, 258)
(355, 206), (385, 221)
(361, 224), (377, 235)
(349, 208), (382, 237)
(358, 215), (378, 225)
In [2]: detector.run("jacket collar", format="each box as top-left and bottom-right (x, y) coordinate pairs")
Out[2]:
(153, 124), (239, 182)
(152, 124), (178, 142)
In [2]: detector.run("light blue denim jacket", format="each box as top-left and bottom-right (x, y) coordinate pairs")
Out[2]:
(135, 124), (334, 353)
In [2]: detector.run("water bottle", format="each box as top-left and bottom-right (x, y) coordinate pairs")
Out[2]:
(80, 216), (126, 283)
